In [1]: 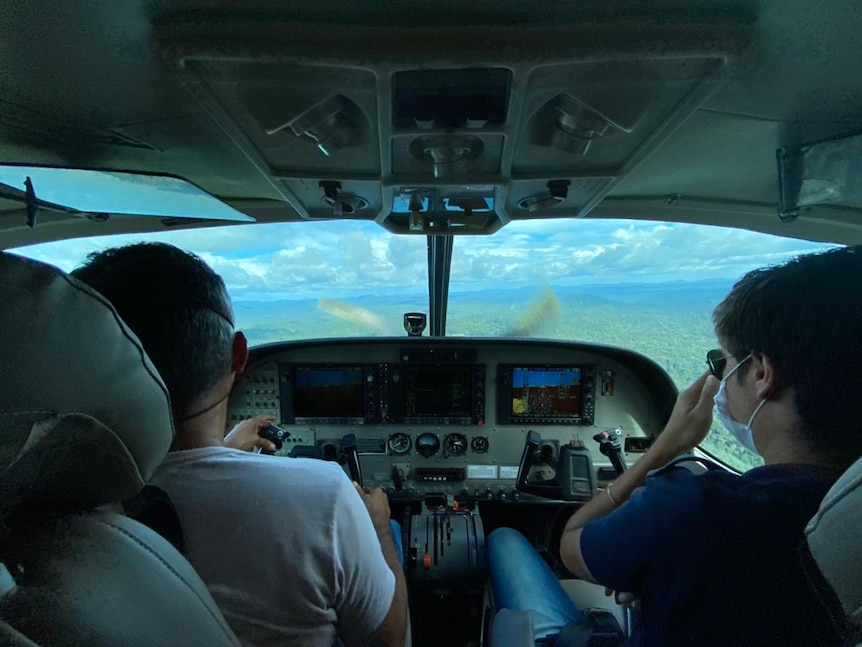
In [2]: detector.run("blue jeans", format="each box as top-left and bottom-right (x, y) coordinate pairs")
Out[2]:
(487, 527), (584, 641)
(389, 519), (404, 566)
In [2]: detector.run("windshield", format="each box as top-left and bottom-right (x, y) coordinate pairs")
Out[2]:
(448, 220), (833, 471)
(13, 217), (833, 472)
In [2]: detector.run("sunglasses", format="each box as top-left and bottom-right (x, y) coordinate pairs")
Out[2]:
(706, 349), (734, 380)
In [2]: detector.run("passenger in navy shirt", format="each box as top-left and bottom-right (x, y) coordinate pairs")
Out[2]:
(489, 246), (862, 646)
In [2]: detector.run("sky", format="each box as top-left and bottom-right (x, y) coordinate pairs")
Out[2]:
(12, 218), (834, 302)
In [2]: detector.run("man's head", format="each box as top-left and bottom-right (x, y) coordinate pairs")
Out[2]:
(713, 245), (862, 468)
(71, 242), (246, 420)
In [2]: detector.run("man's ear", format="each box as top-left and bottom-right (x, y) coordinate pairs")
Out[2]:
(751, 351), (780, 400)
(232, 331), (249, 375)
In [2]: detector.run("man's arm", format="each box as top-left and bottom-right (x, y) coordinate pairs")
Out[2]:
(223, 413), (277, 452)
(559, 373), (719, 581)
(350, 485), (408, 647)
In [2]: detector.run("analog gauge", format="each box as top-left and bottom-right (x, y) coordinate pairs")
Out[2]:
(471, 436), (489, 453)
(415, 432), (441, 458)
(444, 433), (468, 456)
(387, 432), (412, 456)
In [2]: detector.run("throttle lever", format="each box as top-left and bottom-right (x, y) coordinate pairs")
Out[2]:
(341, 433), (363, 488)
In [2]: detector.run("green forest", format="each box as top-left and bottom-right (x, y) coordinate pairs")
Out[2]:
(235, 279), (763, 472)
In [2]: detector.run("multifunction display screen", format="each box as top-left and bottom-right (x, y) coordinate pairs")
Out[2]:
(403, 364), (474, 422)
(292, 365), (366, 422)
(280, 360), (485, 425)
(498, 364), (595, 424)
(512, 367), (582, 417)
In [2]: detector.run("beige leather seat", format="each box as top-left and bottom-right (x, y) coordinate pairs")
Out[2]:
(805, 456), (862, 646)
(0, 252), (240, 646)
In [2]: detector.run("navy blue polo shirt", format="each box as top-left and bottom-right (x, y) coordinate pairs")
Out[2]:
(580, 461), (842, 647)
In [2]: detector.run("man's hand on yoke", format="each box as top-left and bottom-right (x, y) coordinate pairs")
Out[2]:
(224, 413), (277, 452)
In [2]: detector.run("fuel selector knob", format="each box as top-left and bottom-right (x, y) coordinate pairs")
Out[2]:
(498, 489), (508, 501)
(484, 488), (494, 501)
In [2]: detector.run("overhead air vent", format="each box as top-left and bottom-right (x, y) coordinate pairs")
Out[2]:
(531, 94), (632, 157)
(319, 181), (369, 217)
(549, 95), (618, 156)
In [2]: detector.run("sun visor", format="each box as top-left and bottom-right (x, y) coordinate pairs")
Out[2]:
(777, 131), (862, 222)
(0, 165), (255, 226)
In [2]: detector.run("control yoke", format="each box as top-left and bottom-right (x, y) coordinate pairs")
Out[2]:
(593, 428), (627, 476)
(341, 433), (363, 487)
(516, 430), (595, 501)
(258, 422), (290, 453)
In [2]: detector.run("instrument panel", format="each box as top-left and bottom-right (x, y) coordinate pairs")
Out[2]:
(228, 338), (677, 502)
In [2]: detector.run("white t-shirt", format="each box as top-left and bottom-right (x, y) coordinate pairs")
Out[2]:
(151, 447), (395, 647)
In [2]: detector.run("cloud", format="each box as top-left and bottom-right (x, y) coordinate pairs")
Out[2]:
(11, 219), (833, 306)
(448, 220), (833, 288)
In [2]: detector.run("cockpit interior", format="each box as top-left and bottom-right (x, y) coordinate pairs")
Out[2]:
(1, 1), (861, 646)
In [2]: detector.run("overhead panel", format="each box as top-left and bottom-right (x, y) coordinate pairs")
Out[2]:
(507, 56), (727, 219)
(164, 23), (732, 234)
(183, 59), (380, 176)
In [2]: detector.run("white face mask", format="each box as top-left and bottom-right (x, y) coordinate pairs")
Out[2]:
(713, 354), (766, 454)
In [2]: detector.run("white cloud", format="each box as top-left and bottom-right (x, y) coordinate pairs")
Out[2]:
(571, 246), (610, 264)
(11, 218), (833, 307)
(448, 219), (833, 289)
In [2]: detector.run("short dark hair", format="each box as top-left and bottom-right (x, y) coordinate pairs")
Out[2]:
(71, 242), (235, 416)
(713, 245), (862, 469)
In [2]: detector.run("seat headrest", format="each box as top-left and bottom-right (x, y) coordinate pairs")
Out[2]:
(0, 252), (174, 517)
(805, 455), (862, 629)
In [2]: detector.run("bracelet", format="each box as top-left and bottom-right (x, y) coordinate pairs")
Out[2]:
(606, 482), (619, 507)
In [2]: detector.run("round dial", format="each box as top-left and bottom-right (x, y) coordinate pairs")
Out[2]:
(471, 436), (489, 453)
(444, 433), (468, 456)
(415, 432), (441, 458)
(387, 432), (412, 456)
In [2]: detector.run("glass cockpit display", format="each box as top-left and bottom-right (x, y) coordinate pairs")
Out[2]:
(513, 367), (581, 416)
(289, 365), (367, 424)
(404, 364), (472, 417)
(497, 364), (595, 424)
(402, 364), (479, 424)
(279, 360), (485, 425)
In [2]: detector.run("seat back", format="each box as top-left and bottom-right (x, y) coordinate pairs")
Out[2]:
(0, 252), (239, 646)
(804, 455), (862, 645)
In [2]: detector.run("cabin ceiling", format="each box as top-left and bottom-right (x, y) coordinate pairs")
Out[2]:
(0, 0), (860, 248)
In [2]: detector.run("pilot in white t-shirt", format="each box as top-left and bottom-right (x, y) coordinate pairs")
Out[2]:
(152, 448), (395, 647)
